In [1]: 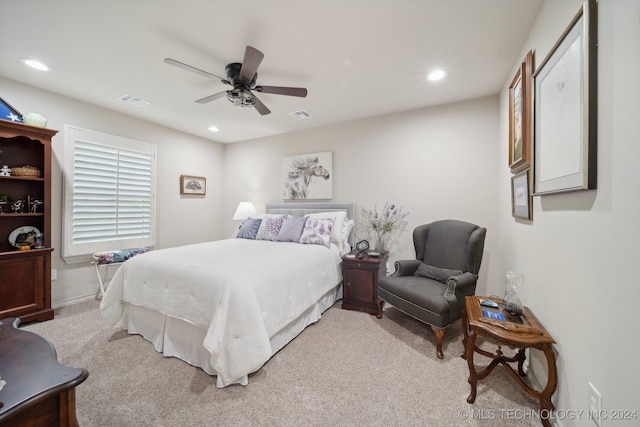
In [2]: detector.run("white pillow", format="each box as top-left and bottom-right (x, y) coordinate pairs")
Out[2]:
(342, 218), (354, 250)
(304, 211), (347, 252)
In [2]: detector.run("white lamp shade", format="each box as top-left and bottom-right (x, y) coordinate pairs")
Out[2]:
(233, 202), (257, 220)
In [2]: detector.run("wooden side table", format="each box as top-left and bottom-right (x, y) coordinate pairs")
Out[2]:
(341, 251), (388, 316)
(461, 296), (557, 427)
(0, 317), (89, 427)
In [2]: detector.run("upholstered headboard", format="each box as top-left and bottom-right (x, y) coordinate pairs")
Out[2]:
(265, 202), (355, 247)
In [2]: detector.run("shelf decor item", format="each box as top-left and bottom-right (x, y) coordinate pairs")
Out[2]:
(11, 165), (41, 177)
(0, 96), (23, 123)
(22, 112), (48, 128)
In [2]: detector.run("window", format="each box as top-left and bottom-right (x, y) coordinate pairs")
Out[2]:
(63, 126), (156, 260)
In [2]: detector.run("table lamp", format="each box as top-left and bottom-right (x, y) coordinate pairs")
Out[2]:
(233, 202), (257, 221)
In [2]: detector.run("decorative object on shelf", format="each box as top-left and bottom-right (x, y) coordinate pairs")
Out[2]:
(34, 233), (44, 248)
(11, 165), (41, 177)
(22, 112), (48, 128)
(29, 199), (43, 213)
(503, 271), (524, 316)
(355, 239), (369, 259)
(360, 202), (409, 252)
(0, 194), (10, 213)
(11, 199), (25, 213)
(180, 174), (206, 195)
(533, 0), (597, 195)
(0, 96), (23, 123)
(8, 225), (41, 248)
(282, 151), (332, 200)
(0, 165), (10, 176)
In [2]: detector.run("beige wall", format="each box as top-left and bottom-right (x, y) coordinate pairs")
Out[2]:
(0, 78), (225, 305)
(223, 96), (500, 291)
(2, 0), (638, 422)
(497, 0), (640, 424)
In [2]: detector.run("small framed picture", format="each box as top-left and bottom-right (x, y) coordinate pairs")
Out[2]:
(180, 175), (206, 195)
(511, 169), (532, 220)
(0, 96), (23, 123)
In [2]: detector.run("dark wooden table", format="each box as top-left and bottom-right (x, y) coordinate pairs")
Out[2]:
(461, 296), (557, 427)
(0, 317), (89, 427)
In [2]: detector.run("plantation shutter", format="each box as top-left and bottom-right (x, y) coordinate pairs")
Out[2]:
(63, 126), (156, 259)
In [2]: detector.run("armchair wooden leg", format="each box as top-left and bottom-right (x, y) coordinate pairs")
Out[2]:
(376, 298), (385, 319)
(431, 326), (446, 359)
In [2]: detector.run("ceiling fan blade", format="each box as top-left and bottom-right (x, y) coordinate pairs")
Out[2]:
(252, 94), (271, 115)
(254, 86), (308, 97)
(164, 58), (228, 83)
(195, 91), (229, 104)
(239, 46), (264, 82)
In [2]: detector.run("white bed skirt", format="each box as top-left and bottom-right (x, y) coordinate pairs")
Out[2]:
(119, 283), (343, 388)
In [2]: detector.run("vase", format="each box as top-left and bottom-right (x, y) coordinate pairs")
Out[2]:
(374, 232), (387, 252)
(503, 271), (524, 316)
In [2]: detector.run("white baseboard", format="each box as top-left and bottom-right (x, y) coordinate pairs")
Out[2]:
(52, 293), (97, 309)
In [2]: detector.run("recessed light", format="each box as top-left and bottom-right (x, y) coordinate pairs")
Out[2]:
(427, 69), (446, 81)
(21, 58), (50, 71)
(208, 126), (219, 132)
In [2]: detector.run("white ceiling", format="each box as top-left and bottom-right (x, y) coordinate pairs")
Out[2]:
(0, 0), (543, 144)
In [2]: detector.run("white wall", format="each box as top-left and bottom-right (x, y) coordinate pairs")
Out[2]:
(223, 96), (500, 293)
(498, 0), (640, 424)
(0, 78), (225, 306)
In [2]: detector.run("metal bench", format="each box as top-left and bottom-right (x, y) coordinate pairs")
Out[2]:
(92, 248), (150, 299)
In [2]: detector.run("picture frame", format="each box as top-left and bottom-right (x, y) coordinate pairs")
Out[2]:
(282, 151), (333, 200)
(180, 175), (206, 195)
(0, 96), (23, 123)
(533, 0), (597, 195)
(509, 51), (533, 173)
(511, 168), (532, 220)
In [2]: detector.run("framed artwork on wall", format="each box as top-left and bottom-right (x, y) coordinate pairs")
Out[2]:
(511, 168), (532, 220)
(509, 50), (533, 174)
(282, 151), (332, 200)
(180, 175), (206, 195)
(533, 0), (597, 195)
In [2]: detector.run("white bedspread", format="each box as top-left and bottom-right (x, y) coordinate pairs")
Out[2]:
(100, 239), (342, 387)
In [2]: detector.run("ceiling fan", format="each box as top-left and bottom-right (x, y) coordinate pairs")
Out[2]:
(164, 45), (308, 116)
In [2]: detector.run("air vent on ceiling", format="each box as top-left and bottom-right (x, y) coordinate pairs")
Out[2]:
(118, 94), (151, 107)
(289, 110), (312, 120)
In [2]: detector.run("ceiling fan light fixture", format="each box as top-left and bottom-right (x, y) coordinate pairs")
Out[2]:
(227, 87), (256, 107)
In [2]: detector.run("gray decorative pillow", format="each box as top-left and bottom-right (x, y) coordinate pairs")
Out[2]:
(276, 217), (307, 242)
(236, 217), (262, 239)
(414, 262), (462, 283)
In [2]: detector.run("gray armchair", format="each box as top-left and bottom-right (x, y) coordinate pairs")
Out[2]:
(377, 220), (486, 359)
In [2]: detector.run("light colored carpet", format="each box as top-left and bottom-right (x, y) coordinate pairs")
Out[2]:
(21, 300), (542, 426)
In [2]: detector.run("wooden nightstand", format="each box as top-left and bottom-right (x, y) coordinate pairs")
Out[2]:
(341, 251), (389, 316)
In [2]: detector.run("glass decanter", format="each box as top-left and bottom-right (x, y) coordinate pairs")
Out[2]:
(503, 271), (524, 316)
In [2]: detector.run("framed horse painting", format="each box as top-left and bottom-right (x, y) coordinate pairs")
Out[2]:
(282, 151), (332, 200)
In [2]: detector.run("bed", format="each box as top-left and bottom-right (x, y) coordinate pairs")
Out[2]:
(99, 202), (354, 388)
